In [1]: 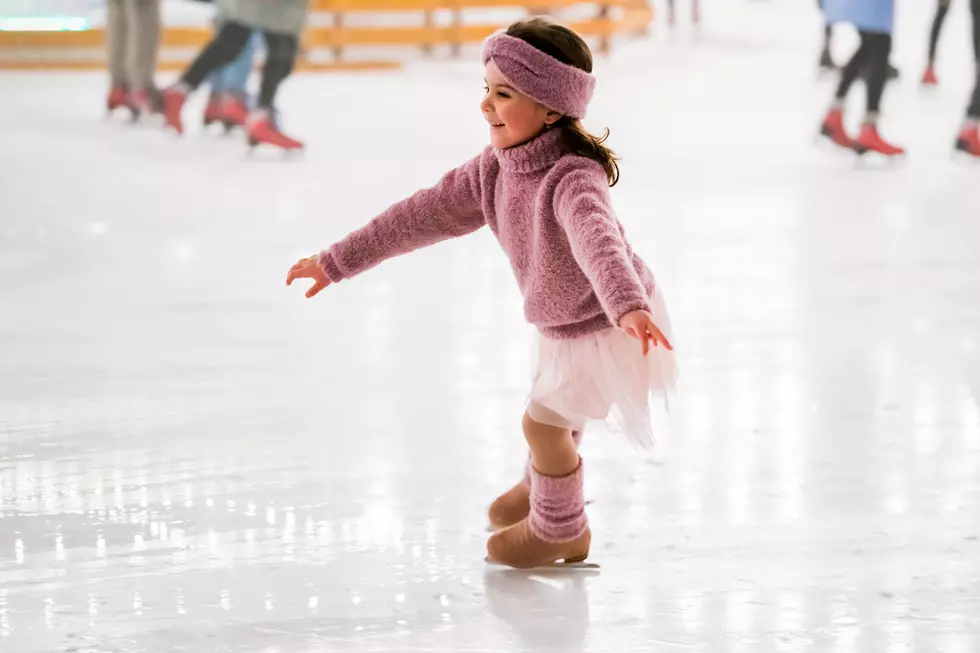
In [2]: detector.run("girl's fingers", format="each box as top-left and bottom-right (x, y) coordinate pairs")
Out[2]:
(286, 261), (306, 285)
(287, 260), (321, 286)
(628, 325), (649, 356)
(286, 267), (308, 285)
(306, 280), (327, 298)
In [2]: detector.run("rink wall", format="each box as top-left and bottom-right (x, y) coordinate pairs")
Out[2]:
(0, 0), (652, 71)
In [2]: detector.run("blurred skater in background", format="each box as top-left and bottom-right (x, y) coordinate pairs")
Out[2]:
(105, 0), (163, 119)
(956, 69), (980, 156)
(923, 0), (954, 85)
(818, 0), (837, 71)
(160, 0), (308, 150)
(920, 0), (980, 154)
(202, 28), (262, 132)
(818, 0), (899, 78)
(954, 0), (980, 155)
(187, 0), (263, 132)
(819, 0), (904, 156)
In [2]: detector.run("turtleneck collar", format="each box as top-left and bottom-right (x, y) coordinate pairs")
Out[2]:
(494, 128), (566, 174)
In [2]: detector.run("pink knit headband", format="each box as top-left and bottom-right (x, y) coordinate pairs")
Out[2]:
(481, 32), (596, 120)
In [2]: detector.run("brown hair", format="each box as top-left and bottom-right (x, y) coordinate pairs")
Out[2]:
(505, 18), (620, 186)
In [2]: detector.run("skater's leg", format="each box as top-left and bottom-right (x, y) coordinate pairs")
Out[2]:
(967, 72), (980, 123)
(129, 0), (160, 93)
(161, 21), (251, 134)
(863, 32), (892, 122)
(488, 430), (582, 531)
(834, 32), (873, 102)
(956, 72), (980, 155)
(522, 411), (578, 478)
(972, 0), (980, 62)
(206, 19), (229, 95)
(818, 0), (831, 47)
(822, 32), (888, 149)
(202, 27), (256, 127)
(485, 411), (589, 568)
(928, 0), (951, 66)
(820, 23), (837, 68)
(970, 0), (980, 112)
(106, 0), (128, 88)
(852, 32), (904, 155)
(244, 31), (304, 148)
(222, 30), (259, 97)
(180, 21), (253, 91)
(256, 31), (298, 109)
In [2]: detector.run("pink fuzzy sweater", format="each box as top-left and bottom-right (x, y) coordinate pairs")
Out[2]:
(318, 129), (655, 340)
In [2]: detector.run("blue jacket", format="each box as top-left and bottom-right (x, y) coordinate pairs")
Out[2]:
(822, 0), (894, 34)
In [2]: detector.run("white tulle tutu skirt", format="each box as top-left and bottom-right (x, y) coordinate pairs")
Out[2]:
(527, 290), (678, 450)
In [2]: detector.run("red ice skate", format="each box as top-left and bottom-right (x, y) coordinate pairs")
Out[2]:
(106, 85), (132, 115)
(221, 94), (249, 130)
(955, 125), (980, 158)
(819, 107), (856, 149)
(130, 87), (162, 120)
(161, 87), (187, 135)
(922, 65), (939, 86)
(204, 93), (249, 131)
(203, 96), (224, 127)
(247, 110), (304, 151)
(853, 123), (905, 157)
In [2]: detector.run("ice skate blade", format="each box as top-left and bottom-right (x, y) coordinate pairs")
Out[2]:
(247, 137), (304, 149)
(816, 130), (860, 155)
(484, 556), (599, 570)
(854, 149), (906, 160)
(954, 140), (980, 160)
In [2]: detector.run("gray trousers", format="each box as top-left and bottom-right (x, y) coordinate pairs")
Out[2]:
(106, 0), (162, 90)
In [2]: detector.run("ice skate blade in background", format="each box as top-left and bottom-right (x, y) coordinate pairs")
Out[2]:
(246, 111), (304, 154)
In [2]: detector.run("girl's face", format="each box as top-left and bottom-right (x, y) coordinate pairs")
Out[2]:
(481, 60), (560, 149)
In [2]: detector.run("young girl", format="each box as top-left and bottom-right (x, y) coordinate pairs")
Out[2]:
(819, 0), (904, 156)
(286, 18), (677, 569)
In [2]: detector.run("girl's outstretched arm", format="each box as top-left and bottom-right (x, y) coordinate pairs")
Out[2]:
(553, 161), (652, 326)
(318, 152), (487, 283)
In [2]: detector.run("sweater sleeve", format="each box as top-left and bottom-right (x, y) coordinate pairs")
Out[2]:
(318, 152), (487, 282)
(553, 164), (651, 325)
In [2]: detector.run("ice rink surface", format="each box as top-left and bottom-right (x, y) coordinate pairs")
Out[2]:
(2, 0), (980, 651)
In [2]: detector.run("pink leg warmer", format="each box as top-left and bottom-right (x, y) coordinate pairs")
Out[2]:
(522, 429), (581, 485)
(528, 460), (588, 543)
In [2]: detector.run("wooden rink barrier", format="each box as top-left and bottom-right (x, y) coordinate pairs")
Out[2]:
(0, 0), (653, 71)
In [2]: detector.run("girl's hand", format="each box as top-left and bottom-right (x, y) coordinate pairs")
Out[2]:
(619, 310), (673, 355)
(286, 255), (332, 298)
